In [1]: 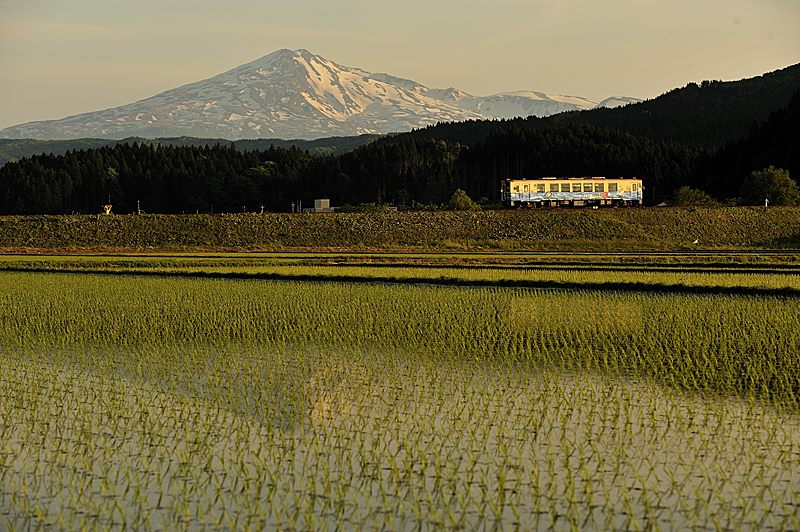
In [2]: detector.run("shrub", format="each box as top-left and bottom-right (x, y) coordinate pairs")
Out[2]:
(671, 186), (719, 206)
(448, 189), (480, 211)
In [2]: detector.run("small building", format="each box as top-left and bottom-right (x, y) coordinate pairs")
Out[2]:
(303, 199), (335, 213)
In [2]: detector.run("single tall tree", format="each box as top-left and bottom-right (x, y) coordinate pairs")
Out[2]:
(740, 167), (800, 206)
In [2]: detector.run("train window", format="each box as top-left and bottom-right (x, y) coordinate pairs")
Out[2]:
(561, 184), (570, 192)
(583, 183), (593, 192)
(514, 185), (520, 192)
(595, 183), (605, 192)
(523, 184), (529, 193)
(549, 184), (559, 192)
(572, 184), (582, 192)
(537, 184), (546, 193)
(633, 183), (639, 192)
(608, 183), (618, 192)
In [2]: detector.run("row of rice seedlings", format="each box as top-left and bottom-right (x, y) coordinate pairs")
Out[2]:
(12, 258), (795, 291)
(1, 347), (797, 529)
(2, 250), (798, 265)
(176, 263), (800, 291)
(1, 272), (797, 406)
(0, 255), (305, 273)
(3, 250), (800, 274)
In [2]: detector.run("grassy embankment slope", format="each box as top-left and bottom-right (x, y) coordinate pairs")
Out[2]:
(0, 208), (799, 251)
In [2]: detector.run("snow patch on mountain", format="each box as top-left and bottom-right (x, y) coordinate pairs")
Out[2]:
(595, 96), (642, 108)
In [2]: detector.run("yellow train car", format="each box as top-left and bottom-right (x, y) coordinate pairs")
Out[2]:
(501, 177), (644, 207)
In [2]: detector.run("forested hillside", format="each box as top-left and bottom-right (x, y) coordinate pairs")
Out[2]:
(696, 90), (800, 197)
(543, 64), (800, 148)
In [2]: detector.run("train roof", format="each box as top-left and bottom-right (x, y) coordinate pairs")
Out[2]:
(505, 177), (641, 181)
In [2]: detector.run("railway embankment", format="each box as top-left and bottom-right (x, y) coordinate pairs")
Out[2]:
(0, 207), (798, 251)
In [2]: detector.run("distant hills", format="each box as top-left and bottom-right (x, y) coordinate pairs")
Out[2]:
(0, 48), (638, 141)
(0, 135), (379, 167)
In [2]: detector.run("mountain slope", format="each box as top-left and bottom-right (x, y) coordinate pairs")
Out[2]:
(698, 89), (800, 196)
(543, 64), (800, 148)
(0, 49), (637, 141)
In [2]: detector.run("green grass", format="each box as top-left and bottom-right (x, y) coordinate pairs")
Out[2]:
(1, 257), (798, 528)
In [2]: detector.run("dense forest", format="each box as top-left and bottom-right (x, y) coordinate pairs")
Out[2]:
(0, 65), (798, 214)
(0, 124), (704, 213)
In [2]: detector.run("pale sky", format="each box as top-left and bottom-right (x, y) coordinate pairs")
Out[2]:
(0, 0), (798, 129)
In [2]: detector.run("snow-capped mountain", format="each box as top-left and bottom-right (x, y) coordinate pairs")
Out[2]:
(0, 49), (641, 140)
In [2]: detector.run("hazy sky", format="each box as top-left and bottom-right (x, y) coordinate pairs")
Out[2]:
(1, 0), (798, 128)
